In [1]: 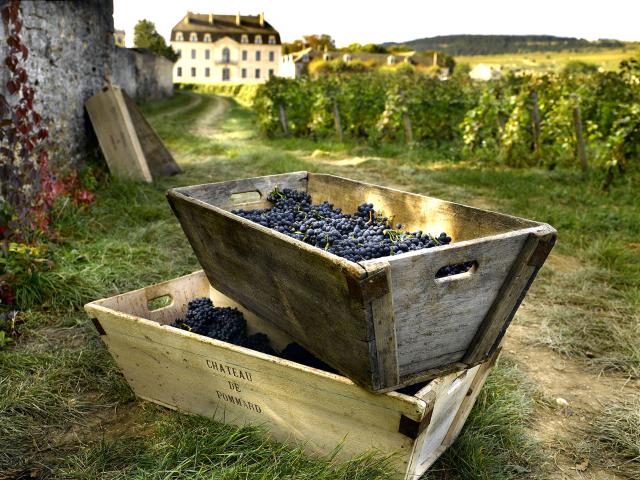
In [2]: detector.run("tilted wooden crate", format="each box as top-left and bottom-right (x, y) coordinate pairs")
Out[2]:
(85, 271), (499, 480)
(167, 172), (555, 392)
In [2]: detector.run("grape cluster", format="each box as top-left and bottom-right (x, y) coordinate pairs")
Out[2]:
(233, 187), (456, 263)
(171, 297), (339, 373)
(171, 297), (246, 344)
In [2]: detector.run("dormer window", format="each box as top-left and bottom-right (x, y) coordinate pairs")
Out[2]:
(175, 32), (184, 41)
(322, 53), (331, 61)
(387, 55), (396, 65)
(189, 32), (197, 42)
(241, 34), (248, 44)
(204, 33), (211, 42)
(268, 35), (276, 45)
(255, 35), (262, 44)
(343, 54), (352, 62)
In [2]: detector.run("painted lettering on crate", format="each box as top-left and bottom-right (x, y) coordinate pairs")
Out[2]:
(205, 359), (253, 382)
(216, 390), (263, 414)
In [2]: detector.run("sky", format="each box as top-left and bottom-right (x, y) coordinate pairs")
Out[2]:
(113, 0), (640, 47)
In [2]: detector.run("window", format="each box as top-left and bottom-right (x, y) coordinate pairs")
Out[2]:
(241, 68), (247, 79)
(268, 69), (274, 78)
(191, 49), (196, 59)
(222, 47), (230, 63)
(241, 50), (247, 61)
(177, 67), (182, 77)
(204, 33), (211, 42)
(268, 51), (275, 62)
(175, 32), (184, 41)
(191, 67), (196, 77)
(205, 49), (210, 60)
(176, 49), (181, 58)
(255, 68), (260, 79)
(268, 35), (276, 45)
(255, 50), (261, 61)
(205, 67), (210, 77)
(189, 32), (197, 42)
(241, 34), (248, 44)
(255, 35), (262, 44)
(222, 68), (230, 81)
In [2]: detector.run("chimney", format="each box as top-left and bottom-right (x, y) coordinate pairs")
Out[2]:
(259, 12), (264, 26)
(433, 51), (438, 66)
(209, 13), (214, 24)
(183, 13), (190, 24)
(236, 12), (241, 26)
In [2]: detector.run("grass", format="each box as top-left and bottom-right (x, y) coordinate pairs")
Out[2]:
(455, 44), (640, 73)
(2, 91), (639, 478)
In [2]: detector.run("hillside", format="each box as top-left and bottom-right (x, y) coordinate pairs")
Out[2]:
(383, 34), (624, 56)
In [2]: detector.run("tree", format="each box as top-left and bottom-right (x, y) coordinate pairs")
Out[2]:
(302, 34), (335, 51)
(133, 19), (178, 62)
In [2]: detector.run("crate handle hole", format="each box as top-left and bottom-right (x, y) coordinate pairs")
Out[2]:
(435, 261), (478, 282)
(230, 191), (262, 205)
(147, 294), (173, 311)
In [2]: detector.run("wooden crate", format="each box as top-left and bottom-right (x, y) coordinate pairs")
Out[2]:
(86, 85), (182, 182)
(167, 172), (555, 392)
(85, 271), (499, 480)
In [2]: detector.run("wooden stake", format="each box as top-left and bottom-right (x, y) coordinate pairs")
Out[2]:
(332, 98), (343, 142)
(530, 91), (541, 161)
(402, 112), (414, 144)
(278, 102), (289, 136)
(571, 93), (588, 176)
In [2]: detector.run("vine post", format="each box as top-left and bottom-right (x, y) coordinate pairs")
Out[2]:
(530, 90), (542, 163)
(278, 102), (289, 136)
(571, 93), (589, 176)
(332, 98), (343, 142)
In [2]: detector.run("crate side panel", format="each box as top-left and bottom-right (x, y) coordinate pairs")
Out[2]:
(405, 365), (481, 478)
(168, 195), (374, 385)
(94, 316), (420, 474)
(392, 233), (528, 376)
(307, 173), (537, 241)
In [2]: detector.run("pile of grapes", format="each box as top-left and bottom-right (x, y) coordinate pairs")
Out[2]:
(171, 297), (335, 372)
(233, 187), (473, 277)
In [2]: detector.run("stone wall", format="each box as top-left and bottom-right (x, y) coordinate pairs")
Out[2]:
(0, 0), (174, 170)
(111, 48), (174, 100)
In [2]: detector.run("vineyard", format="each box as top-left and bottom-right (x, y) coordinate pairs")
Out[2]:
(254, 57), (640, 188)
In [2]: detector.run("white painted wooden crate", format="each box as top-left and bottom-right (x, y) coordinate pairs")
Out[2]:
(85, 271), (499, 479)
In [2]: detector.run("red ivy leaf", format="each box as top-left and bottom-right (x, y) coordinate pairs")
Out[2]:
(37, 128), (49, 140)
(17, 122), (31, 135)
(13, 17), (22, 34)
(6, 79), (19, 94)
(4, 55), (18, 71)
(32, 111), (42, 125)
(7, 34), (20, 49)
(20, 44), (28, 61)
(15, 67), (27, 83)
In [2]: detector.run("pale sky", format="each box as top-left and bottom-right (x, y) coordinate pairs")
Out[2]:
(113, 0), (640, 47)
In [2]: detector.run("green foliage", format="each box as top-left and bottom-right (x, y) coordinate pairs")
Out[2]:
(561, 60), (599, 76)
(133, 19), (178, 62)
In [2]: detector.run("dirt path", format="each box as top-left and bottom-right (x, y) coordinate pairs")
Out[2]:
(192, 94), (230, 136)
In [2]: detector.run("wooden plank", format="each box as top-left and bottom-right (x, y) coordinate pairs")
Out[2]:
(442, 348), (501, 447)
(363, 262), (400, 391)
(405, 365), (481, 478)
(86, 86), (153, 182)
(462, 230), (555, 365)
(122, 90), (182, 178)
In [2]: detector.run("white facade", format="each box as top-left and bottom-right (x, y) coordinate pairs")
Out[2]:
(171, 13), (281, 84)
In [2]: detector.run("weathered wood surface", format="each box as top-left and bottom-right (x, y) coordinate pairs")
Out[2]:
(167, 172), (556, 391)
(86, 85), (181, 182)
(84, 271), (492, 479)
(86, 86), (152, 182)
(122, 91), (182, 177)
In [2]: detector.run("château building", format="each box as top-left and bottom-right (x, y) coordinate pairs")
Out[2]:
(170, 12), (281, 84)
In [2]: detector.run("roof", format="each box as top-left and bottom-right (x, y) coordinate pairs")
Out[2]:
(171, 12), (281, 44)
(285, 49), (441, 67)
